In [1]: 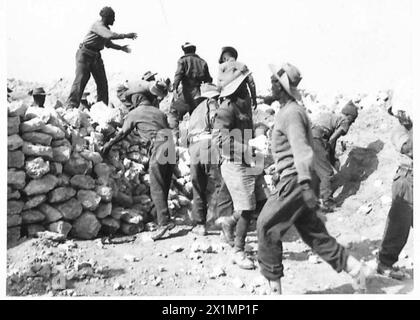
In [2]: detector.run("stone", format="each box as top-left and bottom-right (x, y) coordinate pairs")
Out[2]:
(70, 175), (96, 190)
(77, 190), (101, 211)
(26, 224), (45, 237)
(8, 102), (28, 117)
(51, 139), (70, 148)
(120, 209), (144, 225)
(63, 109), (83, 128)
(8, 215), (22, 227)
(55, 198), (83, 220)
(93, 163), (112, 184)
(232, 277), (245, 289)
(56, 174), (70, 187)
(48, 187), (76, 203)
(111, 207), (126, 220)
(25, 157), (50, 179)
(120, 222), (143, 235)
(8, 116), (20, 135)
(52, 146), (71, 163)
(8, 150), (25, 168)
(64, 154), (90, 175)
(22, 132), (53, 146)
(95, 186), (113, 202)
(24, 195), (47, 210)
(8, 188), (21, 200)
(8, 200), (24, 215)
(24, 174), (58, 196)
(8, 170), (26, 190)
(21, 210), (45, 224)
(24, 106), (50, 122)
(113, 282), (123, 290)
(49, 162), (63, 175)
(51, 274), (67, 291)
(8, 134), (24, 150)
(80, 150), (102, 165)
(71, 132), (86, 151)
(22, 143), (53, 159)
(171, 245), (184, 253)
(95, 202), (112, 218)
(113, 192), (133, 207)
(71, 212), (101, 240)
(39, 203), (63, 223)
(40, 124), (65, 139)
(209, 266), (226, 279)
(308, 255), (322, 264)
(100, 217), (120, 235)
(7, 226), (21, 246)
(48, 221), (72, 238)
(20, 117), (46, 133)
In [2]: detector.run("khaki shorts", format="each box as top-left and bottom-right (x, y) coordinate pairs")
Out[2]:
(221, 161), (268, 211)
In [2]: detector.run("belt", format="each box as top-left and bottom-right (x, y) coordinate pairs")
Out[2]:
(188, 133), (212, 144)
(79, 44), (101, 57)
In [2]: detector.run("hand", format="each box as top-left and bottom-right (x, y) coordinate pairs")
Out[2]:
(121, 45), (131, 53)
(125, 32), (138, 39)
(316, 210), (327, 223)
(301, 182), (319, 210)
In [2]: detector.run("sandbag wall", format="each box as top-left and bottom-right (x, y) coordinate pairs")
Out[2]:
(7, 101), (192, 244)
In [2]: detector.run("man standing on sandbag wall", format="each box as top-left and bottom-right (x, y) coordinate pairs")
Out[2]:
(311, 101), (358, 212)
(101, 81), (177, 241)
(376, 92), (413, 280)
(66, 7), (137, 109)
(256, 62), (373, 294)
(168, 42), (213, 132)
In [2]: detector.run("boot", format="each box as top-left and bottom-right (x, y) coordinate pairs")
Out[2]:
(151, 221), (176, 241)
(191, 224), (207, 236)
(231, 251), (255, 270)
(377, 262), (406, 280)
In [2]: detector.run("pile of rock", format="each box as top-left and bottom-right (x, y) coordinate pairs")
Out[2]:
(7, 100), (192, 244)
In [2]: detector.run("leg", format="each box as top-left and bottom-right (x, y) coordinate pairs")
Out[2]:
(313, 138), (334, 202)
(91, 56), (109, 105)
(66, 49), (92, 108)
(190, 160), (208, 225)
(149, 161), (173, 226)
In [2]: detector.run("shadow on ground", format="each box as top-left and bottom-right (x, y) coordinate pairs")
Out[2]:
(333, 139), (384, 206)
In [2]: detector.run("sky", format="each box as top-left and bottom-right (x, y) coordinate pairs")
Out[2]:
(6, 0), (414, 96)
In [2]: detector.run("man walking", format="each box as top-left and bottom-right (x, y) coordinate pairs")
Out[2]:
(101, 80), (176, 241)
(256, 62), (371, 294)
(311, 101), (358, 211)
(66, 7), (137, 109)
(377, 92), (413, 280)
(168, 42), (213, 130)
(213, 69), (268, 270)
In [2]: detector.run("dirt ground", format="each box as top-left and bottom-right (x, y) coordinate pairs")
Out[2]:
(6, 100), (413, 297)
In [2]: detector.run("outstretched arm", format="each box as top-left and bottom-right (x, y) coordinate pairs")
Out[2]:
(101, 120), (135, 155)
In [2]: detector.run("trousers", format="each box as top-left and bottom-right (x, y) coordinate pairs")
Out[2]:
(67, 48), (109, 108)
(379, 167), (413, 267)
(313, 137), (335, 201)
(257, 173), (348, 280)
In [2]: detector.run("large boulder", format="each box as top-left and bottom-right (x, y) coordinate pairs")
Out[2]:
(70, 175), (96, 190)
(40, 124), (65, 139)
(48, 220), (72, 238)
(21, 210), (45, 224)
(77, 190), (101, 211)
(52, 145), (71, 163)
(8, 116), (20, 136)
(48, 187), (76, 203)
(63, 153), (90, 176)
(22, 132), (52, 146)
(39, 203), (63, 223)
(8, 200), (24, 215)
(25, 157), (50, 179)
(95, 202), (112, 219)
(49, 162), (63, 175)
(8, 215), (22, 227)
(55, 198), (83, 220)
(24, 195), (47, 210)
(24, 174), (58, 196)
(100, 217), (120, 235)
(26, 224), (46, 238)
(8, 134), (24, 150)
(22, 142), (53, 159)
(71, 212), (101, 240)
(20, 117), (46, 133)
(8, 150), (25, 168)
(8, 170), (26, 190)
(8, 102), (28, 117)
(7, 187), (21, 200)
(24, 106), (51, 123)
(94, 163), (112, 185)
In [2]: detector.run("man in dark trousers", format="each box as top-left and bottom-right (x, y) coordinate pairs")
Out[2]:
(168, 42), (213, 130)
(213, 69), (268, 270)
(256, 62), (372, 294)
(187, 83), (222, 236)
(66, 7), (137, 109)
(101, 80), (176, 241)
(311, 101), (358, 211)
(377, 94), (413, 280)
